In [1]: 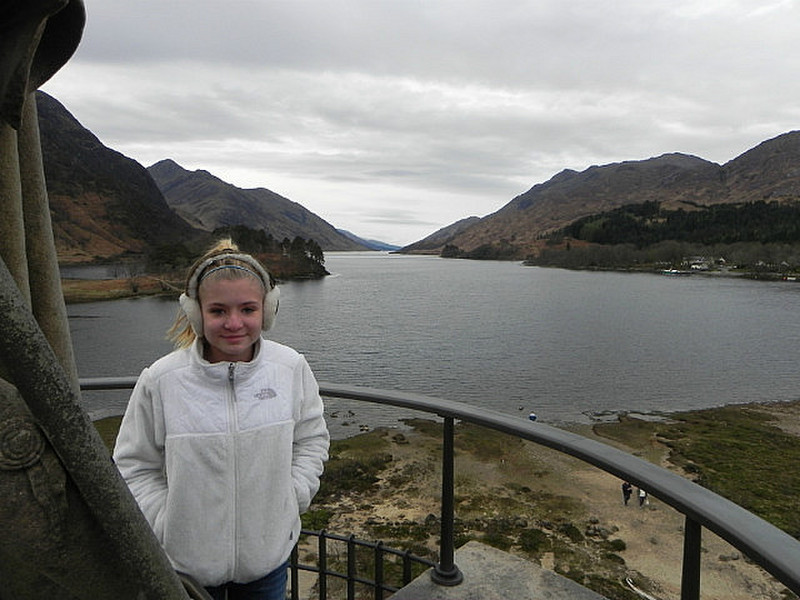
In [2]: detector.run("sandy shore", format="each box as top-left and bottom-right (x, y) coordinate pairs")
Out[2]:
(301, 404), (799, 600)
(61, 276), (180, 303)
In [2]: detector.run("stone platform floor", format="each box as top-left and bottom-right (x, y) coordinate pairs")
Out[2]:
(390, 541), (610, 600)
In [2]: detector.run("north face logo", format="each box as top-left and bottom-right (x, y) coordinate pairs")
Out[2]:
(255, 388), (277, 400)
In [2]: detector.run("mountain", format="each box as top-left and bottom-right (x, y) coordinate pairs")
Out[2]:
(398, 216), (482, 254)
(337, 230), (400, 252)
(36, 91), (368, 264)
(36, 92), (203, 263)
(721, 133), (800, 202)
(148, 160), (366, 252)
(402, 132), (800, 258)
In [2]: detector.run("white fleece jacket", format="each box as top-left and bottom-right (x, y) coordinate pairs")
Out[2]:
(113, 337), (329, 587)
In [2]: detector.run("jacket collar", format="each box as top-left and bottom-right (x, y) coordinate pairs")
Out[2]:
(189, 337), (264, 378)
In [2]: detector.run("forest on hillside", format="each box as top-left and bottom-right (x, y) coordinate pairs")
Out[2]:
(560, 200), (800, 246)
(528, 200), (800, 274)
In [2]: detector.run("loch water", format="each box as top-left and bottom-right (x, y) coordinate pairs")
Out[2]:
(68, 252), (800, 438)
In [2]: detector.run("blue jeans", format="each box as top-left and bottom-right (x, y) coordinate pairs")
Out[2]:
(204, 562), (288, 600)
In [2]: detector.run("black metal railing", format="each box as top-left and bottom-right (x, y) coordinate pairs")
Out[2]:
(82, 377), (800, 600)
(289, 531), (435, 600)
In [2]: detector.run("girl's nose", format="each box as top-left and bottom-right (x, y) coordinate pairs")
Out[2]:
(225, 312), (242, 329)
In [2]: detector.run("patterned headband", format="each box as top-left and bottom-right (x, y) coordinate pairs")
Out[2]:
(186, 252), (273, 299)
(199, 264), (263, 284)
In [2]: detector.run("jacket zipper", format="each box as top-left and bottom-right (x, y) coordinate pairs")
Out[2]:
(227, 362), (239, 580)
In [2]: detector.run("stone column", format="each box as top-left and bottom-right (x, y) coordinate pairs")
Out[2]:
(20, 89), (79, 387)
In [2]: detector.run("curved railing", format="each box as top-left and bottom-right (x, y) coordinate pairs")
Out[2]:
(82, 377), (800, 599)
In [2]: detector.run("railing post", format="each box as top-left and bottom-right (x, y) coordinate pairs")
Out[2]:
(430, 416), (463, 586)
(318, 530), (328, 600)
(402, 549), (413, 585)
(681, 516), (701, 600)
(347, 534), (356, 600)
(374, 540), (384, 600)
(290, 544), (299, 600)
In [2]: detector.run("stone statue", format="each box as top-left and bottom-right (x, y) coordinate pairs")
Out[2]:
(0, 3), (204, 598)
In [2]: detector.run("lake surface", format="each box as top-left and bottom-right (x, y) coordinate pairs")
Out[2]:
(69, 252), (800, 438)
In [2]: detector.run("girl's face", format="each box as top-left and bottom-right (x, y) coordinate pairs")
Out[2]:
(199, 276), (264, 363)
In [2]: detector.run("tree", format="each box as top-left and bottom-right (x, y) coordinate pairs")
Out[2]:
(306, 239), (324, 265)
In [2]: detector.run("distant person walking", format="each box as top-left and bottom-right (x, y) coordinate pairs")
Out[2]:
(638, 487), (648, 507)
(622, 481), (632, 505)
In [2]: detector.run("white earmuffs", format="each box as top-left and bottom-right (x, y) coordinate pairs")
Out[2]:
(179, 252), (280, 336)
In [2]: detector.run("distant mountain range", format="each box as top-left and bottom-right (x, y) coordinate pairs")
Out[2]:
(400, 133), (800, 258)
(336, 230), (400, 252)
(36, 92), (368, 263)
(147, 159), (365, 251)
(37, 90), (800, 264)
(395, 216), (481, 254)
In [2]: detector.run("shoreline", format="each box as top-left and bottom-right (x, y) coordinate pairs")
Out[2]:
(61, 276), (182, 304)
(61, 260), (800, 304)
(525, 262), (800, 282)
(298, 399), (800, 600)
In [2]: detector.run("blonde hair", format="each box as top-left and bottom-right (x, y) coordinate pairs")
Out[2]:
(167, 238), (269, 348)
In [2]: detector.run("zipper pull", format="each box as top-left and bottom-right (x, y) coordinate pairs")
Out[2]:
(228, 362), (235, 382)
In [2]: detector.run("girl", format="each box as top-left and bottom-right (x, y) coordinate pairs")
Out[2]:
(113, 240), (329, 600)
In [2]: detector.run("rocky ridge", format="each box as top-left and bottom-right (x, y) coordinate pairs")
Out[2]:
(403, 133), (800, 258)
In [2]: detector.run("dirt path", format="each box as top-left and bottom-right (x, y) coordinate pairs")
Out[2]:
(571, 465), (786, 599)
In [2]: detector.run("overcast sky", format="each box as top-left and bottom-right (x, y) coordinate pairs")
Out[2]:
(42, 0), (800, 246)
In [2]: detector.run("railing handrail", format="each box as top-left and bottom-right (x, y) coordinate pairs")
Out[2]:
(82, 376), (800, 596)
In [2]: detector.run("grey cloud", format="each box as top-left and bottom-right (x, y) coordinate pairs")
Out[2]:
(42, 0), (800, 244)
